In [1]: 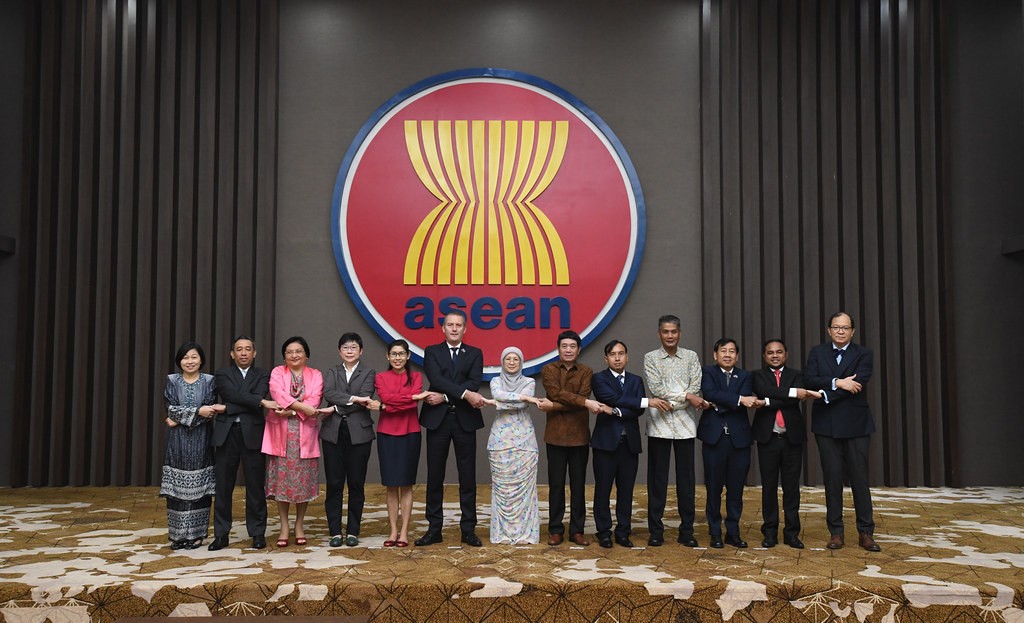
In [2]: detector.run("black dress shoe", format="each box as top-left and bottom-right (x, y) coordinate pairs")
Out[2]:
(647, 535), (664, 547)
(598, 535), (613, 548)
(614, 535), (634, 548)
(461, 532), (482, 547)
(677, 535), (699, 547)
(784, 537), (804, 549)
(252, 535), (266, 549)
(170, 540), (187, 550)
(761, 538), (777, 548)
(724, 534), (748, 548)
(208, 535), (229, 551)
(415, 531), (443, 546)
(710, 535), (724, 548)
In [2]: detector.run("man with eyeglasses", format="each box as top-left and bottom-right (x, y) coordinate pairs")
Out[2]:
(804, 312), (881, 552)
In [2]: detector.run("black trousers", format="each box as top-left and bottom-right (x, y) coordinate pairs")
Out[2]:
(592, 440), (638, 539)
(646, 436), (695, 539)
(322, 424), (373, 537)
(424, 411), (477, 534)
(702, 433), (751, 537)
(757, 434), (802, 541)
(546, 443), (589, 536)
(816, 434), (874, 536)
(212, 424), (267, 538)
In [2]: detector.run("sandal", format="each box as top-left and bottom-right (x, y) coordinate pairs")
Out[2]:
(295, 536), (308, 546)
(396, 540), (409, 548)
(276, 537), (289, 547)
(383, 540), (396, 547)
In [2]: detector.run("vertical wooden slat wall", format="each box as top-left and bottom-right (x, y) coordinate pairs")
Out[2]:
(13, 0), (279, 486)
(699, 0), (954, 486)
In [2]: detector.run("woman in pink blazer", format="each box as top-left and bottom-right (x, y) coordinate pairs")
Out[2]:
(263, 336), (327, 548)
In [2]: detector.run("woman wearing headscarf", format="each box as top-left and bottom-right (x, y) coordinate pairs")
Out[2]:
(485, 346), (542, 544)
(162, 341), (224, 550)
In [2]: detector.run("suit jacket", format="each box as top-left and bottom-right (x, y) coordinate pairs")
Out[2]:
(751, 366), (807, 445)
(590, 368), (644, 454)
(419, 342), (484, 432)
(804, 342), (875, 438)
(697, 365), (753, 448)
(320, 362), (376, 445)
(213, 365), (270, 450)
(262, 365), (324, 459)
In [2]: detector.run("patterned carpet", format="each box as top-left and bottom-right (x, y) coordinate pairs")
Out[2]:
(0, 485), (1022, 622)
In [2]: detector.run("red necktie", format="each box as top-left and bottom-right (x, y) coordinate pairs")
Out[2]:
(773, 369), (785, 428)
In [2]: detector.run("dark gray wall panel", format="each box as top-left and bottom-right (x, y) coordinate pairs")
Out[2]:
(13, 0), (279, 486)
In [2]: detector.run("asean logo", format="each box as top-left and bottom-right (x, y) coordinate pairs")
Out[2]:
(332, 68), (645, 377)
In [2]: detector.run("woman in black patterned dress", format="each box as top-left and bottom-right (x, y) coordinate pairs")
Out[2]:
(161, 342), (224, 549)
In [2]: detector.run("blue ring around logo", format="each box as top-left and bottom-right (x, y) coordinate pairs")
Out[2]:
(331, 68), (646, 378)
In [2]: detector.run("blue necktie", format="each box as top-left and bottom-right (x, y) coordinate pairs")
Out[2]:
(834, 348), (843, 364)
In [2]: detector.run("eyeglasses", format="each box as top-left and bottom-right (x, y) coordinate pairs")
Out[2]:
(388, 352), (408, 358)
(284, 349), (306, 356)
(340, 345), (361, 352)
(829, 326), (853, 332)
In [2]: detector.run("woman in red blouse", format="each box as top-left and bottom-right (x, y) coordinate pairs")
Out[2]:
(374, 339), (427, 547)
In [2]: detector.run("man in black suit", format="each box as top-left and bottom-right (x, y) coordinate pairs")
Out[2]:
(590, 340), (645, 549)
(416, 310), (487, 547)
(698, 338), (761, 548)
(751, 339), (819, 549)
(321, 332), (379, 548)
(209, 336), (274, 551)
(804, 312), (881, 552)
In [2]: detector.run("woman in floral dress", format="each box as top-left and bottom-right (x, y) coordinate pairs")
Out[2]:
(263, 336), (326, 547)
(485, 346), (542, 544)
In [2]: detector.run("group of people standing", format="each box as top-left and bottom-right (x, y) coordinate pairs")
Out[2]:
(159, 309), (881, 554)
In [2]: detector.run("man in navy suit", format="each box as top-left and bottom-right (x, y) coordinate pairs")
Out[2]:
(209, 336), (273, 551)
(804, 312), (881, 552)
(698, 338), (762, 548)
(590, 340), (645, 548)
(751, 339), (819, 549)
(416, 310), (487, 547)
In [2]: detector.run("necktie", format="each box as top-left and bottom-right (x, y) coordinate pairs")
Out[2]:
(834, 348), (843, 364)
(724, 370), (732, 388)
(773, 369), (785, 429)
(451, 347), (459, 369)
(618, 374), (625, 387)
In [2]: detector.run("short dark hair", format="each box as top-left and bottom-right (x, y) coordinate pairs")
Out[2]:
(603, 339), (627, 355)
(713, 337), (738, 352)
(444, 309), (468, 322)
(658, 315), (681, 330)
(762, 338), (787, 353)
(232, 335), (255, 349)
(828, 311), (855, 328)
(281, 336), (310, 358)
(174, 341), (206, 370)
(338, 332), (363, 349)
(556, 330), (581, 348)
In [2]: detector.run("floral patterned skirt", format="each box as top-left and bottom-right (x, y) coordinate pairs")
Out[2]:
(265, 417), (319, 503)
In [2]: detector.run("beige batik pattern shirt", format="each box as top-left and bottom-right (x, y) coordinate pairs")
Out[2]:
(643, 346), (702, 439)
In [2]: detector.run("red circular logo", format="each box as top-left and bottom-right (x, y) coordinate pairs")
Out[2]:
(332, 69), (645, 377)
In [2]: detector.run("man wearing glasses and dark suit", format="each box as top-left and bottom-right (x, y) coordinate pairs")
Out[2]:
(804, 312), (881, 552)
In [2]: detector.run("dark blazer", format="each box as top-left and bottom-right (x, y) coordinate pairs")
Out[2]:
(213, 365), (270, 450)
(751, 366), (807, 445)
(420, 342), (484, 432)
(804, 342), (875, 438)
(590, 368), (645, 454)
(697, 366), (753, 448)
(320, 362), (377, 445)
